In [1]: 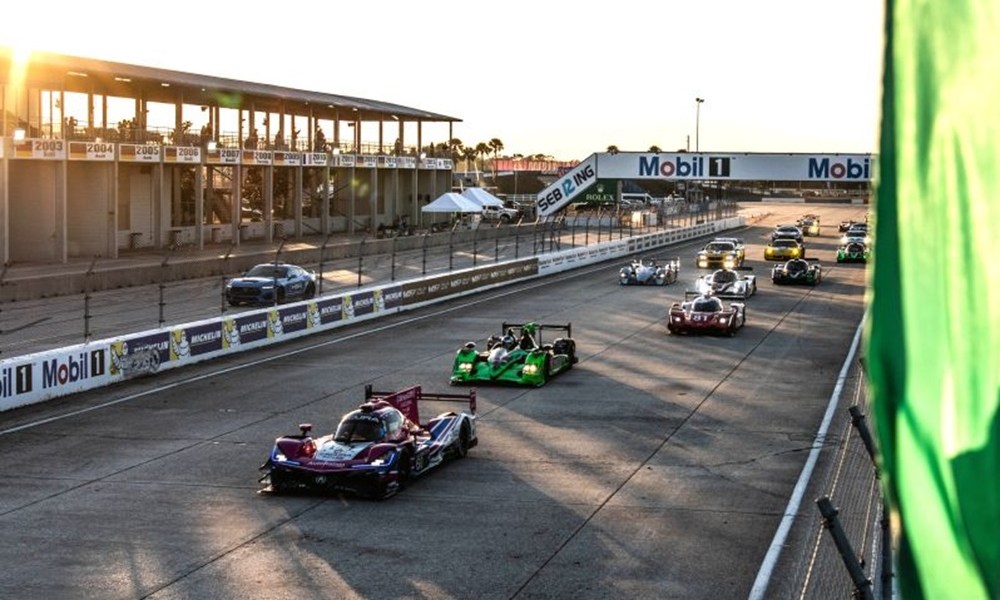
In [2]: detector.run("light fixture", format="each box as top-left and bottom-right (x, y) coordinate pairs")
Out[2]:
(391, 115), (399, 121)
(114, 76), (132, 83)
(161, 82), (170, 87)
(67, 71), (88, 78)
(13, 128), (26, 141)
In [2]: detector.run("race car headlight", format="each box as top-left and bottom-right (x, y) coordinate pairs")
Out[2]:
(522, 364), (539, 376)
(458, 362), (473, 373)
(672, 316), (682, 322)
(261, 284), (275, 290)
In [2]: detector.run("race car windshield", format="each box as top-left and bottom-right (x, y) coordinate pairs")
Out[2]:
(847, 243), (866, 252)
(693, 298), (723, 312)
(787, 260), (806, 272)
(706, 243), (735, 252)
(246, 265), (288, 278)
(712, 270), (737, 283)
(334, 418), (384, 443)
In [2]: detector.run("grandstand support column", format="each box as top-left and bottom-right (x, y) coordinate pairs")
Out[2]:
(293, 165), (303, 239)
(371, 165), (378, 232)
(231, 164), (242, 246)
(194, 166), (205, 249)
(264, 165), (274, 243)
(1, 150), (9, 264)
(55, 156), (68, 262)
(348, 165), (357, 235)
(107, 158), (118, 259)
(320, 162), (330, 235)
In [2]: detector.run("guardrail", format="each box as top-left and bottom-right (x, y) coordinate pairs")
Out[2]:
(0, 217), (742, 412)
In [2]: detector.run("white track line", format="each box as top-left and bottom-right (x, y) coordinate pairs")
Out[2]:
(747, 315), (866, 600)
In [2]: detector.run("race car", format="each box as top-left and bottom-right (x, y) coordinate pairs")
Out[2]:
(771, 258), (822, 285)
(619, 257), (680, 285)
(451, 322), (577, 386)
(696, 239), (743, 269)
(713, 237), (747, 263)
(259, 384), (477, 499)
(771, 225), (804, 244)
(796, 215), (821, 236)
(841, 223), (871, 245)
(837, 239), (870, 263)
(695, 268), (757, 299)
(667, 292), (746, 336)
(225, 262), (318, 306)
(839, 219), (858, 232)
(764, 238), (806, 260)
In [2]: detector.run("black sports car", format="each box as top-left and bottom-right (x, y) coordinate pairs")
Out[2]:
(771, 258), (822, 285)
(225, 262), (318, 305)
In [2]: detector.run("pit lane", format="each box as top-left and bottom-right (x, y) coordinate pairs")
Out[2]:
(0, 204), (871, 599)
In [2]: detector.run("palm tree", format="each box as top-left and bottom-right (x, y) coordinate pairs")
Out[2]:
(462, 147), (477, 173)
(475, 142), (491, 177)
(606, 145), (620, 155)
(448, 138), (464, 163)
(488, 138), (504, 179)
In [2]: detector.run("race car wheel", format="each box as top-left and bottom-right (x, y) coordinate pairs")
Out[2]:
(276, 287), (286, 303)
(398, 450), (412, 485)
(456, 422), (471, 459)
(304, 282), (316, 299)
(268, 469), (290, 494)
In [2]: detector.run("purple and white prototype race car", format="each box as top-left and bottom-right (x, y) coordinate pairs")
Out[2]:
(260, 385), (477, 499)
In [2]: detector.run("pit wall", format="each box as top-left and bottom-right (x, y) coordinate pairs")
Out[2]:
(0, 217), (742, 411)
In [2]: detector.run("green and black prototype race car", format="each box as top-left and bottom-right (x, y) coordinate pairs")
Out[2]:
(451, 322), (577, 386)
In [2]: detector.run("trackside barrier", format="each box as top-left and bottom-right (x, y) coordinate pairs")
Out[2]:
(0, 217), (743, 411)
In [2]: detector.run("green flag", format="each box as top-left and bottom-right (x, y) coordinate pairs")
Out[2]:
(868, 1), (1000, 599)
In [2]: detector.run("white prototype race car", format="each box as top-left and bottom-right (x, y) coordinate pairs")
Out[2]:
(618, 257), (680, 286)
(695, 268), (757, 299)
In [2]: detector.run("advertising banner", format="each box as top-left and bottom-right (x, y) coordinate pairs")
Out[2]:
(304, 152), (328, 167)
(68, 141), (115, 161)
(170, 322), (223, 360)
(273, 152), (302, 166)
(206, 147), (240, 165)
(164, 146), (201, 163)
(13, 138), (67, 160)
(596, 152), (873, 182)
(242, 150), (273, 165)
(119, 144), (161, 162)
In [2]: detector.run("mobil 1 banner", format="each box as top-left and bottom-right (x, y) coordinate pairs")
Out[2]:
(595, 152), (873, 182)
(400, 259), (538, 306)
(0, 347), (109, 411)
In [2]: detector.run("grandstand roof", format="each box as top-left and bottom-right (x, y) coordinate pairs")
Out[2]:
(0, 47), (460, 125)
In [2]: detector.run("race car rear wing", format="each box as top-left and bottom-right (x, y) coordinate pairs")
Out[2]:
(501, 322), (572, 340)
(364, 384), (477, 425)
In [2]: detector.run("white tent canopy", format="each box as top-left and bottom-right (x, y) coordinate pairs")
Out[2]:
(461, 187), (504, 208)
(421, 192), (482, 213)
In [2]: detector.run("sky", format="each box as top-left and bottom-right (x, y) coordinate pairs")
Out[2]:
(0, 0), (885, 160)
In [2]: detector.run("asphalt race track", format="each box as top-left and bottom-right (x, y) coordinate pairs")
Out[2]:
(0, 204), (873, 599)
